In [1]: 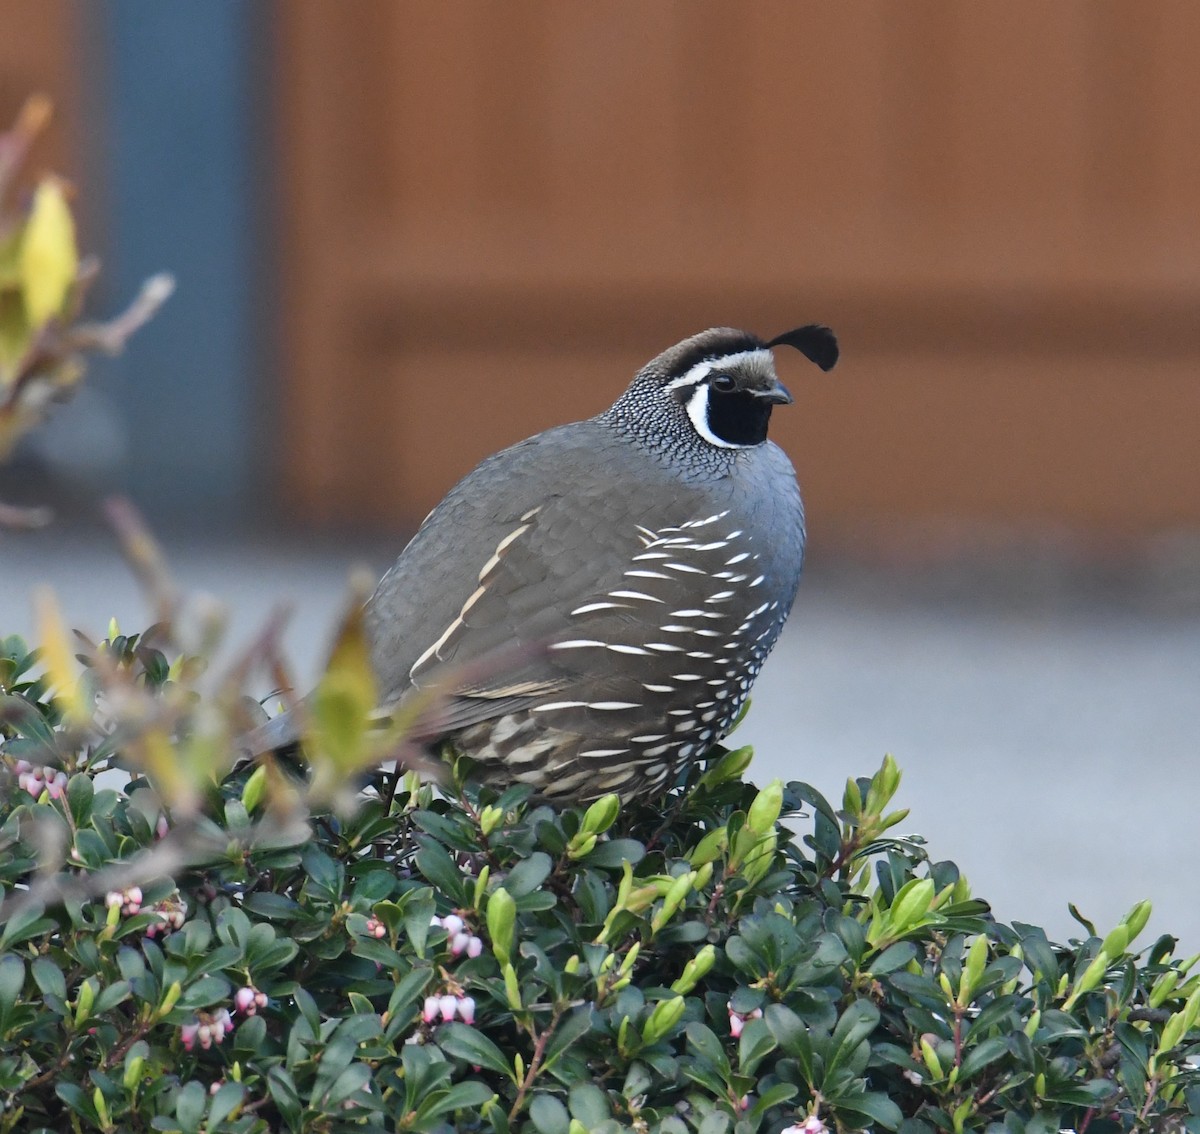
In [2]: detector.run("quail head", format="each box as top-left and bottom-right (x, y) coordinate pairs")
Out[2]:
(258, 324), (837, 804)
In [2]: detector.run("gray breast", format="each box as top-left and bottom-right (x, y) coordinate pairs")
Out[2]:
(364, 423), (805, 803)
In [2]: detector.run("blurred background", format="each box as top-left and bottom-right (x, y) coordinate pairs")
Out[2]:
(2, 2), (1198, 946)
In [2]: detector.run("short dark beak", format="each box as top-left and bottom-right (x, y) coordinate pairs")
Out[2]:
(755, 379), (793, 406)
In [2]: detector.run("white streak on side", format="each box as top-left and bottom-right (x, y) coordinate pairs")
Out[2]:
(681, 511), (731, 528)
(477, 521), (533, 581)
(571, 601), (628, 615)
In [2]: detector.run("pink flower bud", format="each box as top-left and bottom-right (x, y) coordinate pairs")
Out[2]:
(466, 934), (483, 958)
(458, 995), (476, 1025)
(235, 987), (258, 1015)
(156, 815), (170, 839)
(422, 995), (440, 1023)
(19, 772), (44, 798)
(441, 914), (465, 936)
(46, 771), (68, 799)
(451, 931), (470, 956)
(105, 891), (123, 909)
(438, 994), (458, 1022)
(181, 1022), (199, 1051)
(13, 759), (32, 774)
(213, 1009), (233, 1041)
(729, 1012), (745, 1038)
(781, 1118), (828, 1134)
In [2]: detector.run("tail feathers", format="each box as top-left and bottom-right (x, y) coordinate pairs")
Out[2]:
(241, 706), (305, 759)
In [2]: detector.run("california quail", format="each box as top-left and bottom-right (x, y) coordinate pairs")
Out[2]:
(256, 325), (837, 803)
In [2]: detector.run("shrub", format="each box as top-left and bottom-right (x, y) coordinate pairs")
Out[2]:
(2, 91), (1198, 1134)
(2, 606), (1199, 1134)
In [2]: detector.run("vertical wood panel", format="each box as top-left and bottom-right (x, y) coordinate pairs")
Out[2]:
(0, 0), (80, 186)
(276, 1), (1200, 537)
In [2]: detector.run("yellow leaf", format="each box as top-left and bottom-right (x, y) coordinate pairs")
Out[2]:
(20, 177), (78, 326)
(307, 578), (378, 800)
(34, 586), (90, 725)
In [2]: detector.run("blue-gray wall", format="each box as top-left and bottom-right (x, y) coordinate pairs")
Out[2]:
(82, 2), (270, 524)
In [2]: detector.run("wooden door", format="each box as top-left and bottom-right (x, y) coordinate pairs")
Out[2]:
(275, 2), (1200, 542)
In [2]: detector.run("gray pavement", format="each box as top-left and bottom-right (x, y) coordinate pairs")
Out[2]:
(4, 527), (1199, 954)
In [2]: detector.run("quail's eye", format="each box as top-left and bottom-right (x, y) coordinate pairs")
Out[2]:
(710, 374), (736, 393)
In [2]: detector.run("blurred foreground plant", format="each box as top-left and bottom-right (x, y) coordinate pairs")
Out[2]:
(2, 524), (1200, 1132)
(0, 96), (172, 526)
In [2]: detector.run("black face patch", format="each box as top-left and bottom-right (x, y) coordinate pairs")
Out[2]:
(706, 386), (772, 446)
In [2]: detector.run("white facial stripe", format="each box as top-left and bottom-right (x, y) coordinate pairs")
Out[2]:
(685, 385), (743, 449)
(662, 349), (773, 393)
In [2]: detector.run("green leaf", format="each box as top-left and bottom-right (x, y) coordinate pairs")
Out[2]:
(959, 1035), (1011, 1080)
(764, 1004), (814, 1083)
(438, 1021), (518, 1081)
(401, 887), (437, 959)
(737, 1016), (777, 1076)
(31, 956), (66, 1000)
(267, 1066), (303, 1132)
(544, 1005), (595, 1072)
(568, 1082), (611, 1125)
(834, 1089), (904, 1130)
(0, 955), (26, 1011)
(529, 1093), (570, 1134)
(505, 851), (553, 897)
(322, 1063), (372, 1108)
(415, 839), (468, 904)
(869, 940), (919, 974)
(66, 772), (94, 826)
(175, 1079), (208, 1132)
(585, 839), (646, 869)
(207, 1081), (245, 1128)
(177, 975), (232, 1010)
(826, 999), (880, 1080)
(420, 1080), (496, 1121)
(749, 1081), (799, 1119)
(0, 900), (55, 949)
(94, 979), (132, 1014)
(685, 1021), (732, 1078)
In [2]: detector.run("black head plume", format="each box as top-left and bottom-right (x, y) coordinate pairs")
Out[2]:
(766, 325), (839, 372)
